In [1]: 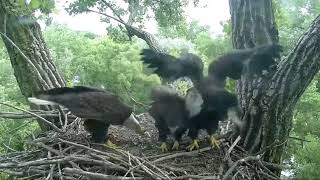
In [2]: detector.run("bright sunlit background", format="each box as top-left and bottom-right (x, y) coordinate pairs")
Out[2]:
(50, 0), (230, 35)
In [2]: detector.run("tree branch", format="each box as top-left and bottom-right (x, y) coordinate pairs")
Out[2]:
(85, 9), (161, 52)
(0, 102), (63, 133)
(100, 0), (126, 23)
(222, 155), (261, 180)
(63, 168), (143, 180)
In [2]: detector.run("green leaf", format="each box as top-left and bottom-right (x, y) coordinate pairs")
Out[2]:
(30, 0), (41, 9)
(17, 0), (26, 8)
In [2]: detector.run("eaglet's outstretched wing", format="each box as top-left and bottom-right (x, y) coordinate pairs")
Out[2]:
(140, 49), (204, 82)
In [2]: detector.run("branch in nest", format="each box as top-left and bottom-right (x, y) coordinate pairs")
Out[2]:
(63, 168), (143, 180)
(0, 156), (74, 168)
(57, 138), (127, 165)
(224, 136), (241, 160)
(223, 155), (260, 180)
(72, 155), (128, 173)
(152, 146), (212, 163)
(0, 102), (63, 133)
(173, 174), (220, 180)
(32, 142), (61, 156)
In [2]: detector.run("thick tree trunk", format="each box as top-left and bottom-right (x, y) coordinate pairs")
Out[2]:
(0, 1), (66, 130)
(230, 0), (320, 174)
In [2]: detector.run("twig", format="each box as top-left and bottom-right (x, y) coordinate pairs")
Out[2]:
(153, 146), (212, 163)
(222, 155), (261, 180)
(0, 156), (74, 168)
(288, 136), (311, 142)
(129, 96), (149, 109)
(257, 161), (280, 180)
(0, 102), (63, 133)
(63, 112), (71, 131)
(146, 152), (171, 160)
(128, 154), (164, 179)
(262, 161), (291, 170)
(126, 152), (135, 179)
(100, 0), (125, 23)
(87, 153), (128, 172)
(122, 158), (146, 179)
(58, 143), (63, 180)
(173, 174), (220, 179)
(2, 143), (17, 152)
(63, 168), (143, 180)
(33, 142), (61, 156)
(227, 136), (241, 156)
(3, 14), (7, 34)
(57, 138), (127, 165)
(72, 156), (128, 172)
(46, 152), (55, 180)
(0, 111), (75, 119)
(86, 9), (124, 24)
(0, 170), (23, 176)
(137, 157), (169, 179)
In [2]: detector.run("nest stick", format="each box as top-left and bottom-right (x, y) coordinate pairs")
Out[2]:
(0, 102), (63, 133)
(63, 168), (143, 180)
(153, 147), (212, 163)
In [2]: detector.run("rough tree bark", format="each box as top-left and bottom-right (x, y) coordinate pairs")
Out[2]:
(0, 1), (66, 130)
(229, 0), (320, 174)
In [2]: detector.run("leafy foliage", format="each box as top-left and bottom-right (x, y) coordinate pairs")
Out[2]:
(44, 25), (160, 112)
(274, 0), (320, 54)
(0, 42), (39, 154)
(294, 135), (320, 179)
(11, 0), (55, 15)
(67, 0), (192, 29)
(1, 1), (320, 179)
(293, 81), (320, 138)
(272, 0), (320, 177)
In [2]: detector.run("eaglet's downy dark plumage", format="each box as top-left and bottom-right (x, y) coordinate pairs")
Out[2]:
(141, 44), (282, 151)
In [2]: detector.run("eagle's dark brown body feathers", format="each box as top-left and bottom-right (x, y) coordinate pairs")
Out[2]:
(35, 86), (132, 125)
(28, 86), (143, 144)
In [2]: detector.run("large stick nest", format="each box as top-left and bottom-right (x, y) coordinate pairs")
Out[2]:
(0, 112), (280, 180)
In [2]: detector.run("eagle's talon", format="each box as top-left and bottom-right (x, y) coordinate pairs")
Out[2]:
(172, 141), (179, 150)
(209, 135), (220, 149)
(187, 139), (199, 151)
(160, 142), (168, 152)
(104, 139), (118, 149)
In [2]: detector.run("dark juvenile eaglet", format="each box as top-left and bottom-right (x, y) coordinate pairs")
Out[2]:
(149, 85), (189, 152)
(27, 86), (144, 146)
(140, 44), (282, 151)
(208, 44), (283, 81)
(185, 79), (242, 151)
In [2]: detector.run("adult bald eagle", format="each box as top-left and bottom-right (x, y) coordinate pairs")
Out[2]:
(28, 86), (144, 147)
(149, 85), (188, 152)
